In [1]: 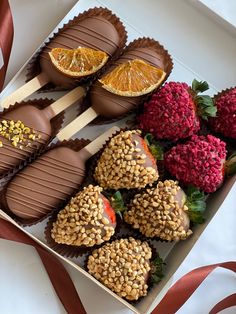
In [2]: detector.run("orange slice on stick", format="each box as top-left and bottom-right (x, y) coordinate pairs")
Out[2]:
(49, 47), (109, 78)
(98, 59), (166, 97)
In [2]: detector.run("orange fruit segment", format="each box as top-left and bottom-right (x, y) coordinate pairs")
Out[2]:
(49, 47), (109, 78)
(98, 59), (166, 97)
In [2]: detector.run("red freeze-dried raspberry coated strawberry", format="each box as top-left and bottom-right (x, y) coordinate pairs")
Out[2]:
(138, 79), (217, 141)
(209, 87), (236, 139)
(165, 135), (227, 193)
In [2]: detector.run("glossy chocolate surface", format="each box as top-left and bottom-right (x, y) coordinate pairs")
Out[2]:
(6, 146), (86, 220)
(40, 16), (120, 88)
(0, 105), (52, 176)
(90, 47), (168, 118)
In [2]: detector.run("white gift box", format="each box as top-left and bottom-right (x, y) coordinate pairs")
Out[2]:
(0, 1), (236, 313)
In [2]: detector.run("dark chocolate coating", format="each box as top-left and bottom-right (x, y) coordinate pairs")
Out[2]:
(90, 47), (167, 118)
(40, 16), (120, 88)
(5, 146), (86, 220)
(0, 105), (52, 177)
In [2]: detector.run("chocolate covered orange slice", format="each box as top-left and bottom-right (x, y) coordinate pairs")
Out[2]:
(99, 59), (166, 96)
(49, 47), (109, 78)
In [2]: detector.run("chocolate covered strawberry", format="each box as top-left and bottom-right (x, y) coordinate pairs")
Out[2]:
(124, 180), (206, 241)
(165, 135), (232, 193)
(94, 130), (160, 189)
(138, 79), (217, 141)
(51, 185), (117, 247)
(208, 87), (236, 139)
(87, 237), (164, 301)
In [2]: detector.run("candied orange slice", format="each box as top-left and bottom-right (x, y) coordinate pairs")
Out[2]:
(49, 47), (109, 77)
(98, 59), (166, 96)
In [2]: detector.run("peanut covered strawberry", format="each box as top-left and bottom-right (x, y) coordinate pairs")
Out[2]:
(138, 80), (217, 141)
(94, 130), (159, 189)
(165, 135), (227, 193)
(51, 185), (116, 247)
(208, 87), (236, 139)
(124, 180), (205, 241)
(87, 237), (164, 301)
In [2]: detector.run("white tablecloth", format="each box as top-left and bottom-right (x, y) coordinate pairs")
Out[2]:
(0, 1), (236, 313)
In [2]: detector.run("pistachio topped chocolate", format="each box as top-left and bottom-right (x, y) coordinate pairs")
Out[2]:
(124, 180), (193, 241)
(0, 100), (60, 178)
(87, 237), (153, 301)
(51, 185), (116, 247)
(94, 130), (159, 189)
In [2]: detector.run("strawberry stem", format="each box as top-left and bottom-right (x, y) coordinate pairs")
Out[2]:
(144, 133), (164, 160)
(191, 79), (217, 120)
(225, 152), (236, 176)
(150, 255), (165, 283)
(192, 79), (209, 94)
(185, 185), (206, 224)
(110, 191), (126, 219)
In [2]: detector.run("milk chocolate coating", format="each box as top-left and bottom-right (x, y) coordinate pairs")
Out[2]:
(5, 146), (86, 220)
(40, 16), (120, 88)
(174, 189), (190, 231)
(90, 46), (170, 118)
(0, 104), (53, 177)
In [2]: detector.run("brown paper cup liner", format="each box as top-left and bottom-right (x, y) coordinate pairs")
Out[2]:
(80, 37), (173, 125)
(26, 7), (127, 91)
(83, 235), (164, 304)
(0, 138), (90, 226)
(44, 204), (122, 258)
(0, 98), (64, 182)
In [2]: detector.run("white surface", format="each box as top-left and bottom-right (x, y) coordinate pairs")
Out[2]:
(200, 0), (236, 27)
(0, 1), (236, 314)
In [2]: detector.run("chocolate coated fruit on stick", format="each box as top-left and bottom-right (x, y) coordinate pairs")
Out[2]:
(0, 86), (85, 178)
(57, 37), (173, 141)
(1, 7), (127, 108)
(4, 127), (119, 222)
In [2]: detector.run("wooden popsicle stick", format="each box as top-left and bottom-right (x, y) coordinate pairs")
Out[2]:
(79, 126), (120, 161)
(84, 126), (120, 156)
(56, 107), (98, 141)
(1, 73), (49, 109)
(43, 86), (86, 119)
(50, 86), (86, 115)
(0, 210), (9, 221)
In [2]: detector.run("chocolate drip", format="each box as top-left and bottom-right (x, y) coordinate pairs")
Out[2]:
(39, 16), (120, 88)
(5, 146), (86, 220)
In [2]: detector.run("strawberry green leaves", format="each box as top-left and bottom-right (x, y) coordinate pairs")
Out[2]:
(110, 191), (126, 219)
(192, 79), (217, 120)
(185, 185), (206, 224)
(150, 255), (165, 283)
(192, 79), (209, 93)
(144, 133), (164, 160)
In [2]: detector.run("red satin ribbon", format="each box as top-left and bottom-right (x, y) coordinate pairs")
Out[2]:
(152, 261), (236, 314)
(0, 218), (86, 314)
(209, 294), (236, 314)
(0, 217), (235, 314)
(0, 0), (14, 91)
